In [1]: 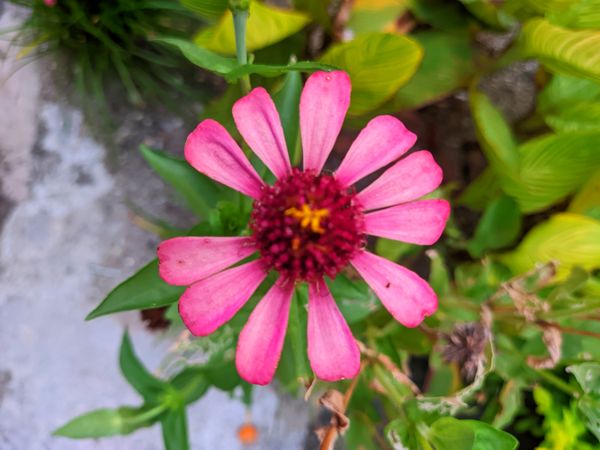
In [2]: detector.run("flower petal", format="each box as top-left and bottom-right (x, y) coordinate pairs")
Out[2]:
(236, 278), (294, 385)
(232, 87), (292, 179)
(364, 199), (450, 245)
(351, 250), (437, 328)
(158, 236), (257, 286)
(301, 71), (351, 173)
(308, 279), (360, 381)
(184, 119), (264, 199)
(357, 151), (443, 211)
(179, 260), (267, 336)
(335, 115), (416, 187)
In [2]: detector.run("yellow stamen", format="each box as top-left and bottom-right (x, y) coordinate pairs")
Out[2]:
(285, 204), (330, 234)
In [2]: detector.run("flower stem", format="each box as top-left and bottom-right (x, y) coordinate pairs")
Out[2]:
(232, 8), (251, 94)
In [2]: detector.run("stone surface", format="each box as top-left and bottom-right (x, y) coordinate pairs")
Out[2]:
(0, 4), (308, 449)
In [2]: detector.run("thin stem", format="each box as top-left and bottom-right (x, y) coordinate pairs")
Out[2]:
(232, 9), (251, 94)
(536, 369), (581, 397)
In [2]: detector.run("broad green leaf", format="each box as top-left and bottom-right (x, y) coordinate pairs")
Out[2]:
(578, 395), (600, 441)
(509, 132), (600, 213)
(467, 195), (522, 257)
(567, 362), (600, 395)
(273, 69), (302, 163)
(119, 331), (168, 402)
(469, 89), (520, 175)
(538, 75), (600, 113)
(194, 1), (310, 55)
(153, 36), (236, 75)
(347, 0), (408, 35)
(140, 145), (220, 218)
(53, 406), (159, 438)
(375, 238), (419, 261)
(428, 417), (519, 450)
(545, 103), (600, 132)
(327, 274), (379, 324)
(293, 0), (331, 28)
(520, 19), (600, 83)
(169, 367), (209, 404)
(386, 418), (419, 449)
(180, 0), (228, 21)
(569, 169), (600, 217)
(521, 0), (600, 29)
(458, 0), (516, 30)
(392, 31), (475, 110)
(500, 213), (600, 280)
(86, 260), (184, 320)
(407, 0), (470, 31)
(457, 168), (502, 211)
(320, 32), (423, 115)
(161, 409), (189, 450)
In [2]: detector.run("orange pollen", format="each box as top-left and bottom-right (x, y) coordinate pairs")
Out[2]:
(284, 204), (330, 234)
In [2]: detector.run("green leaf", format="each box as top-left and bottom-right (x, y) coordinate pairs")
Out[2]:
(522, 0), (600, 29)
(86, 260), (184, 320)
(407, 0), (470, 31)
(467, 195), (522, 257)
(153, 36), (236, 75)
(392, 31), (475, 110)
(469, 89), (520, 175)
(347, 0), (408, 35)
(375, 238), (419, 261)
(180, 0), (228, 21)
(520, 19), (600, 83)
(578, 394), (600, 441)
(428, 417), (519, 450)
(293, 0), (331, 29)
(272, 70), (302, 163)
(458, 0), (516, 29)
(538, 74), (600, 114)
(119, 331), (168, 402)
(493, 380), (524, 429)
(500, 213), (600, 280)
(161, 409), (189, 450)
(169, 367), (210, 404)
(568, 362), (600, 395)
(140, 145), (220, 218)
(544, 103), (600, 132)
(327, 275), (378, 324)
(457, 168), (502, 211)
(320, 32), (423, 115)
(223, 60), (336, 82)
(508, 132), (600, 213)
(428, 250), (450, 297)
(53, 406), (159, 439)
(569, 169), (600, 217)
(194, 1), (310, 55)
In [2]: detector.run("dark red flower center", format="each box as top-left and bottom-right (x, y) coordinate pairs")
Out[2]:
(251, 168), (365, 282)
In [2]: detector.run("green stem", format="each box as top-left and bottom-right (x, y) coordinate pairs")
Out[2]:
(128, 404), (168, 428)
(232, 9), (251, 94)
(536, 369), (581, 397)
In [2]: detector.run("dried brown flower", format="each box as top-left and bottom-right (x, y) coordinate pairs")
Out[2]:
(442, 323), (489, 382)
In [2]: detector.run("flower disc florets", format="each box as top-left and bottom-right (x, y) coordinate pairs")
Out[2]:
(251, 168), (365, 281)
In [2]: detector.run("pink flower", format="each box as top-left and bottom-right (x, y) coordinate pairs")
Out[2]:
(44, 0), (57, 6)
(157, 71), (450, 385)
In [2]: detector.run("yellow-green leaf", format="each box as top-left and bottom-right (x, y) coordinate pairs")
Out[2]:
(520, 19), (600, 83)
(500, 213), (600, 279)
(569, 169), (600, 217)
(320, 32), (423, 115)
(347, 0), (408, 35)
(507, 132), (600, 213)
(194, 1), (310, 55)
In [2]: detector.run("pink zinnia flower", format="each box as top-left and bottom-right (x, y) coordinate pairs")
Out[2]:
(158, 71), (450, 385)
(44, 0), (57, 6)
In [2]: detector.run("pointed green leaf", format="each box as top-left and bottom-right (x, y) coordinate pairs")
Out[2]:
(169, 367), (210, 404)
(429, 417), (519, 450)
(320, 32), (423, 115)
(161, 409), (189, 450)
(153, 36), (236, 75)
(520, 19), (600, 83)
(467, 195), (522, 257)
(119, 331), (168, 401)
(140, 145), (221, 218)
(194, 1), (310, 55)
(86, 260), (184, 320)
(180, 0), (228, 21)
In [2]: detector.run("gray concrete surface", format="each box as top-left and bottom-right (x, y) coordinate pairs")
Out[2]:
(0, 5), (308, 449)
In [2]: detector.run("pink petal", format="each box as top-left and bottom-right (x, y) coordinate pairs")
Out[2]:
(236, 278), (294, 385)
(335, 115), (416, 187)
(158, 236), (257, 286)
(179, 260), (267, 336)
(357, 151), (443, 211)
(351, 250), (437, 328)
(184, 119), (264, 199)
(232, 87), (292, 179)
(364, 199), (450, 245)
(301, 71), (351, 173)
(307, 279), (360, 381)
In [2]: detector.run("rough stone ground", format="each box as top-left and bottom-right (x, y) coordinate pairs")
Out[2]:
(0, 4), (308, 450)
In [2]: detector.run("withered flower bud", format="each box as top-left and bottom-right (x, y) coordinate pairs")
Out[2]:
(442, 323), (489, 383)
